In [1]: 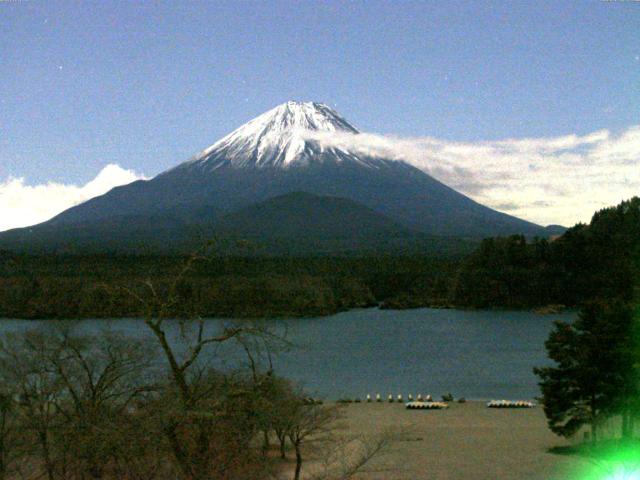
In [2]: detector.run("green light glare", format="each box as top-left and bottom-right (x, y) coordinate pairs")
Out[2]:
(603, 468), (640, 480)
(574, 442), (640, 480)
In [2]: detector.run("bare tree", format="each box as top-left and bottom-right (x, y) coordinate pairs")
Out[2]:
(0, 390), (21, 480)
(45, 326), (156, 479)
(90, 245), (397, 480)
(286, 402), (341, 480)
(0, 324), (159, 480)
(0, 330), (63, 480)
(235, 323), (291, 457)
(118, 247), (281, 480)
(308, 429), (402, 480)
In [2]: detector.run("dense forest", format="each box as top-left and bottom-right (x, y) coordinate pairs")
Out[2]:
(0, 197), (637, 319)
(452, 197), (640, 308)
(0, 254), (457, 319)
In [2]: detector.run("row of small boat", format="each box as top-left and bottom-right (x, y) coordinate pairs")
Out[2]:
(405, 401), (449, 410)
(486, 400), (535, 408)
(404, 399), (535, 410)
(366, 394), (434, 402)
(337, 396), (535, 408)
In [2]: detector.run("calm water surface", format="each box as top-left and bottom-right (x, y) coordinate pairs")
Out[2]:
(0, 308), (574, 401)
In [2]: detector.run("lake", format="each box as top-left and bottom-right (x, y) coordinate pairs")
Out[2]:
(0, 308), (574, 401)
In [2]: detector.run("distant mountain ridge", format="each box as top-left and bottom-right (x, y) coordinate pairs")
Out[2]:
(0, 101), (563, 254)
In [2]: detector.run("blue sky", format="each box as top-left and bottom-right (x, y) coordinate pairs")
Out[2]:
(1, 0), (639, 229)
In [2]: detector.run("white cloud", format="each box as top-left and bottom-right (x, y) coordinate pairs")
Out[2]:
(306, 126), (640, 226)
(2, 127), (638, 232)
(0, 164), (146, 232)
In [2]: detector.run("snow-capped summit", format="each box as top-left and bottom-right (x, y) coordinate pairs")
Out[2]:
(181, 101), (371, 170)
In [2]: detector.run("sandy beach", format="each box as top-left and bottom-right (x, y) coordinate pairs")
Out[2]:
(310, 401), (589, 480)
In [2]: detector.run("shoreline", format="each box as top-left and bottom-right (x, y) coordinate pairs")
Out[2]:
(0, 304), (576, 322)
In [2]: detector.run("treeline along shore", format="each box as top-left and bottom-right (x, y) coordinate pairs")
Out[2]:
(1, 197), (638, 320)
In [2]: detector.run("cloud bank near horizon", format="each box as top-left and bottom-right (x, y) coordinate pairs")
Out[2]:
(307, 125), (640, 227)
(0, 164), (146, 232)
(1, 126), (638, 232)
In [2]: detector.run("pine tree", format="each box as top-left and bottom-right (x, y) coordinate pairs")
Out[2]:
(534, 300), (636, 441)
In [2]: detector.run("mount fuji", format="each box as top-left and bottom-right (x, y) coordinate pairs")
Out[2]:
(0, 101), (561, 254)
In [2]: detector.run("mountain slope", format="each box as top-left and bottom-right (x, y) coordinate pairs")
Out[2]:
(0, 101), (557, 253)
(0, 192), (475, 256)
(46, 156), (544, 237)
(213, 191), (455, 255)
(218, 191), (413, 240)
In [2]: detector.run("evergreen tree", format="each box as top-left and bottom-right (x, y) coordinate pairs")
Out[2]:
(534, 300), (637, 441)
